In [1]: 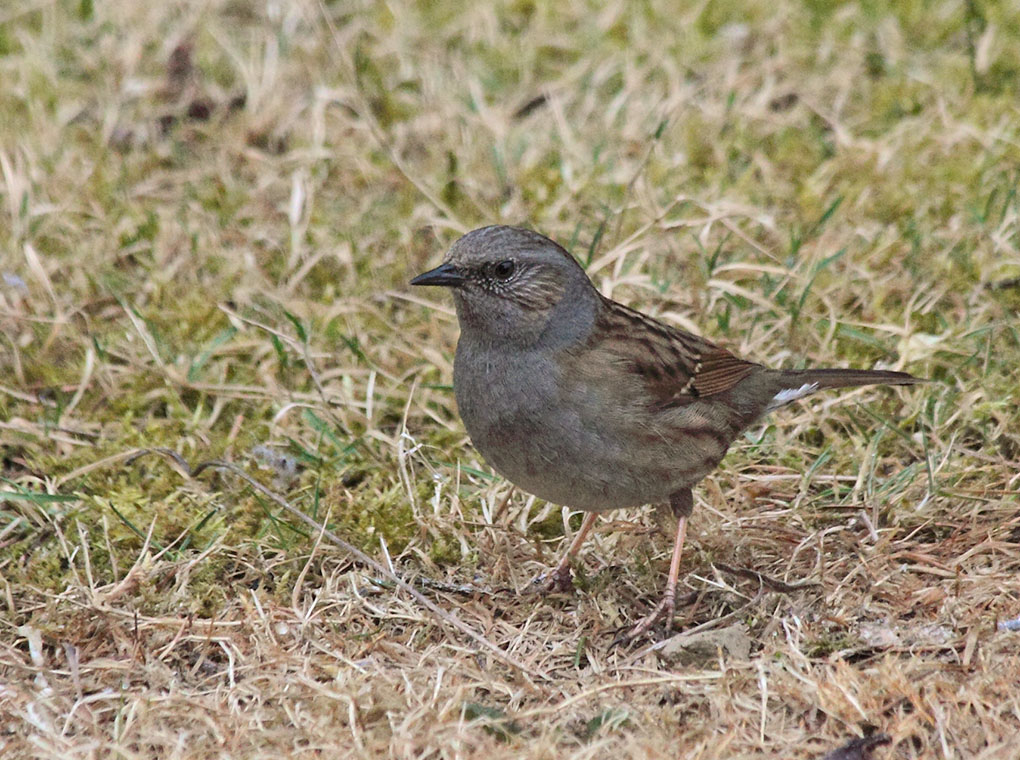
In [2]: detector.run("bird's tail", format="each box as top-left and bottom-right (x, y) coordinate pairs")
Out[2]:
(765, 368), (923, 412)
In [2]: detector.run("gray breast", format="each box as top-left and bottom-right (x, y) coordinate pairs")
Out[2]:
(453, 339), (689, 511)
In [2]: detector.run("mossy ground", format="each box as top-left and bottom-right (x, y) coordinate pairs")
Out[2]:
(2, 1), (1019, 757)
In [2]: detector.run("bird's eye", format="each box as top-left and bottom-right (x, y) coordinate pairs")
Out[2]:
(492, 260), (516, 280)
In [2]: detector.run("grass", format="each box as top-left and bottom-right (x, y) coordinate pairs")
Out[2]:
(2, 0), (1019, 757)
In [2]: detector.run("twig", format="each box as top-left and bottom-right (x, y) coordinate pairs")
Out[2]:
(713, 563), (820, 593)
(366, 576), (500, 597)
(125, 447), (549, 686)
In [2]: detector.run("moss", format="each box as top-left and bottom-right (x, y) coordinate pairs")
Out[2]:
(320, 476), (419, 554)
(427, 533), (465, 565)
(804, 634), (859, 658)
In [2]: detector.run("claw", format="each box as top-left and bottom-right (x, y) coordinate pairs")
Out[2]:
(525, 512), (598, 596)
(611, 592), (676, 646)
(612, 511), (688, 646)
(528, 563), (574, 594)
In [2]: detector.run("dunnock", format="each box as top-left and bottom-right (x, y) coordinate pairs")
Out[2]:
(412, 225), (922, 640)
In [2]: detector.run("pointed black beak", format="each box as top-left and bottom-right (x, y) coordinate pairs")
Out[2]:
(410, 262), (465, 287)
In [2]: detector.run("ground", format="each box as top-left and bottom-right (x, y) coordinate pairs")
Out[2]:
(2, 1), (1019, 758)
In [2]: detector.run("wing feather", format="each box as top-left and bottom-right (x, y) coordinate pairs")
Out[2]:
(594, 298), (760, 410)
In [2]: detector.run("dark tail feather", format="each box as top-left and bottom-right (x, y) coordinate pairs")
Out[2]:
(764, 367), (923, 411)
(777, 367), (923, 391)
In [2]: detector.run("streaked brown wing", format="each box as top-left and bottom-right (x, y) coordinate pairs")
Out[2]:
(690, 348), (759, 396)
(596, 298), (759, 410)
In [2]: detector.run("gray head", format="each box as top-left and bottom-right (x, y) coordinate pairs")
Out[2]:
(411, 226), (598, 347)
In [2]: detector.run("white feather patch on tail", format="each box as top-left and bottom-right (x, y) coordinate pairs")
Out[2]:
(766, 381), (820, 412)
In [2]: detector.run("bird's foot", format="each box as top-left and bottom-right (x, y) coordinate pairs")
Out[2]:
(611, 593), (676, 646)
(527, 564), (574, 595)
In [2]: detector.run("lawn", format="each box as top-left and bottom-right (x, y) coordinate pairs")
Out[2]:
(2, 0), (1019, 757)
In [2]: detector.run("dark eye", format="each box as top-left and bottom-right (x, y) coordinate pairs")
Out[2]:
(492, 260), (516, 280)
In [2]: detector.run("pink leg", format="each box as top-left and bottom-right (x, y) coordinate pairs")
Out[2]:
(614, 514), (688, 643)
(534, 512), (598, 593)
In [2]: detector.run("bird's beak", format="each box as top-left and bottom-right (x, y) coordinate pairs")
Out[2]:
(410, 262), (465, 287)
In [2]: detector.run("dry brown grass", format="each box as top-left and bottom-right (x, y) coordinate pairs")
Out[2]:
(2, 0), (1020, 757)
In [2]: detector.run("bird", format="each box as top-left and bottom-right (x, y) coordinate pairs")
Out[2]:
(411, 225), (923, 641)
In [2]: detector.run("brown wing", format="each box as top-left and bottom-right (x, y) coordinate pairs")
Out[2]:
(595, 298), (760, 410)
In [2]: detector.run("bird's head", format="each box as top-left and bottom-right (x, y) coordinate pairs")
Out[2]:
(411, 225), (597, 346)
